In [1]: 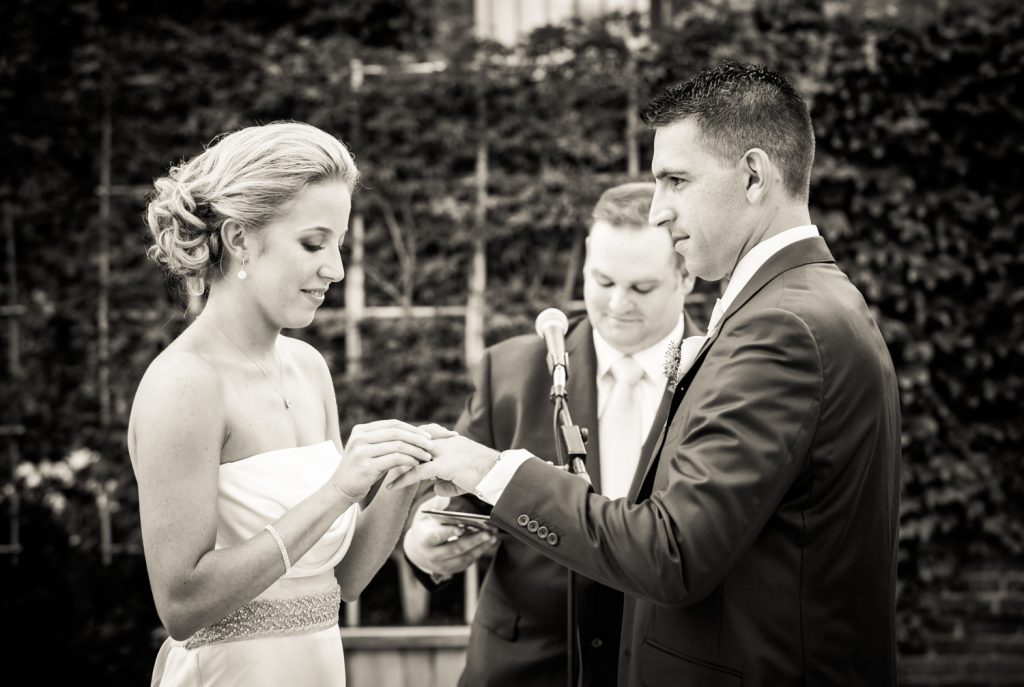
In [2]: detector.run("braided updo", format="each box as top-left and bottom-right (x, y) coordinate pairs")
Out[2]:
(145, 122), (359, 296)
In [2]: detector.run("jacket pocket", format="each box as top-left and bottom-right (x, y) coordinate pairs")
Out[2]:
(640, 638), (742, 687)
(473, 588), (520, 641)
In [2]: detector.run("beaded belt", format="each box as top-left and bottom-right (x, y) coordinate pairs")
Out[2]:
(184, 583), (341, 650)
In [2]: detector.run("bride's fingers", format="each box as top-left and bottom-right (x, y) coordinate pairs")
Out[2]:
(373, 453), (423, 474)
(357, 440), (432, 462)
(352, 419), (432, 438)
(354, 428), (435, 452)
(388, 461), (439, 490)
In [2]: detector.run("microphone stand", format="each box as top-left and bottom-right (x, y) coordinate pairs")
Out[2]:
(549, 352), (591, 687)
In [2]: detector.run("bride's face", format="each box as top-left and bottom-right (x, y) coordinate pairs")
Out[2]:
(246, 180), (351, 329)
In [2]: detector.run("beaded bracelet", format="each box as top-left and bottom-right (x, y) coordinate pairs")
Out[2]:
(264, 524), (292, 575)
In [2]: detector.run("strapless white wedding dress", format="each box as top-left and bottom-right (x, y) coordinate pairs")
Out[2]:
(152, 441), (358, 687)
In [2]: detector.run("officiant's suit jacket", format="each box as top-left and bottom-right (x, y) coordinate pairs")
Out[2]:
(446, 316), (688, 687)
(488, 236), (902, 686)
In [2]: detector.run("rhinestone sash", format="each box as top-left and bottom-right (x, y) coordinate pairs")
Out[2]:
(184, 583), (341, 650)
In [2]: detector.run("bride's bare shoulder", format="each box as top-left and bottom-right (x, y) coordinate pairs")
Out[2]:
(128, 346), (225, 450)
(139, 344), (222, 396)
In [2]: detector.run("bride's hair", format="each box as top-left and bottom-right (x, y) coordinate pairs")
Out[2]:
(145, 121), (359, 296)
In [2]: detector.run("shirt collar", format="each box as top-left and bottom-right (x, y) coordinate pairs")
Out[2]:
(719, 225), (820, 315)
(593, 314), (686, 383)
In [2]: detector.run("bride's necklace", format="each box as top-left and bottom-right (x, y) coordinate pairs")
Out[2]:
(199, 317), (292, 410)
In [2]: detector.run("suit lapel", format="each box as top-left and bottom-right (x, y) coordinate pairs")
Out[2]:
(566, 319), (602, 492)
(630, 236), (837, 501)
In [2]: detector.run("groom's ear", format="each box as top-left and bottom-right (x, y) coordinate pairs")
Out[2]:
(740, 148), (772, 204)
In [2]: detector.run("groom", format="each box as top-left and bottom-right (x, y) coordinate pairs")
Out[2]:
(394, 61), (901, 686)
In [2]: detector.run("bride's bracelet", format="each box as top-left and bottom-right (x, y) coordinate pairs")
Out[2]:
(264, 523), (292, 575)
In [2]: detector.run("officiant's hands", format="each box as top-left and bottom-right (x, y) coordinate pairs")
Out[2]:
(389, 435), (501, 494)
(404, 497), (499, 579)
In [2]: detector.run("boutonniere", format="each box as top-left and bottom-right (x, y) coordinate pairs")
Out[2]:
(662, 338), (683, 390)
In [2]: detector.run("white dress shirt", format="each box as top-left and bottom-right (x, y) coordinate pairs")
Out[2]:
(475, 315), (684, 503)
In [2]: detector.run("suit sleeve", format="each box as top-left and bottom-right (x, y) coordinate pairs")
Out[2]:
(490, 308), (823, 607)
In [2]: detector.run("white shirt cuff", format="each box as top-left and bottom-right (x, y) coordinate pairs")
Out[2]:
(474, 449), (535, 505)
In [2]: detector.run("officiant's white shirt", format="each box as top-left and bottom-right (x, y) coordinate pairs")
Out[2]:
(474, 225), (820, 505)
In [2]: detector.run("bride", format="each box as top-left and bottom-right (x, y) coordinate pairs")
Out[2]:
(128, 121), (439, 686)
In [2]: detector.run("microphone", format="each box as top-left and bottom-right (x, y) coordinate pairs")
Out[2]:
(535, 307), (569, 397)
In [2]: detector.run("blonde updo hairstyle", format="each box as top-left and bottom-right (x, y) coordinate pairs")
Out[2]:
(146, 121), (359, 296)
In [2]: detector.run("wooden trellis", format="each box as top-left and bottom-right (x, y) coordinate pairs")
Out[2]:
(1, 195), (24, 564)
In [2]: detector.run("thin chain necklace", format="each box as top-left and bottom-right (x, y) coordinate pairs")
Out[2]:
(199, 317), (292, 410)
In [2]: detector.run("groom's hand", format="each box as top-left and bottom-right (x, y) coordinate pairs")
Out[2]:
(389, 435), (500, 493)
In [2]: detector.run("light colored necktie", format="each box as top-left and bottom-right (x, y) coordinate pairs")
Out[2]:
(599, 356), (645, 499)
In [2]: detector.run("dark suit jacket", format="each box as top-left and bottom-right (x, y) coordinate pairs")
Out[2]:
(445, 316), (684, 687)
(489, 237), (902, 686)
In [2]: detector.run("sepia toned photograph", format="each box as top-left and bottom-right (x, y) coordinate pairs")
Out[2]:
(2, 1), (1020, 685)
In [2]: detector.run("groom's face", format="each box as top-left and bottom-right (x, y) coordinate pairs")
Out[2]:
(649, 118), (751, 282)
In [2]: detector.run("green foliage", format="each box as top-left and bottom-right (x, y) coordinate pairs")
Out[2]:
(1, 0), (1021, 678)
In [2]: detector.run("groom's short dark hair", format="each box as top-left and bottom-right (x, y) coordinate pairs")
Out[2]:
(641, 61), (815, 200)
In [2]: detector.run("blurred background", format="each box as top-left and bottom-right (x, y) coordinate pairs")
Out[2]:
(1, 0), (1021, 684)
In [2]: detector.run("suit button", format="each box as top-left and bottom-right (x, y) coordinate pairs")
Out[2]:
(527, 520), (539, 533)
(536, 526), (549, 538)
(546, 532), (559, 546)
(517, 514), (529, 527)
(590, 638), (603, 648)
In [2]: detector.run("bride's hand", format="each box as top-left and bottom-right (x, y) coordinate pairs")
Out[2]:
(331, 420), (435, 502)
(376, 423), (463, 491)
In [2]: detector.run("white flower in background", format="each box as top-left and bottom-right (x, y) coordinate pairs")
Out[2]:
(44, 492), (67, 516)
(55, 462), (74, 486)
(39, 460), (74, 487)
(67, 448), (100, 472)
(14, 462), (41, 490)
